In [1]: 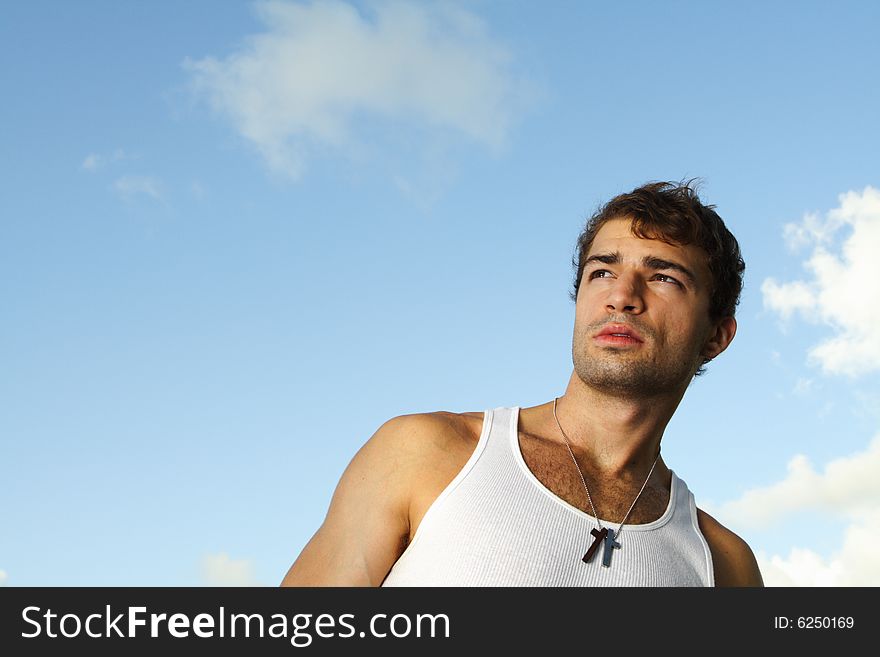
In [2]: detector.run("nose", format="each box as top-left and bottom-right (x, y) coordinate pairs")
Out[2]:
(605, 271), (645, 314)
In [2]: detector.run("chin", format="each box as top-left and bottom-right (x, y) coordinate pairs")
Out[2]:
(574, 357), (692, 398)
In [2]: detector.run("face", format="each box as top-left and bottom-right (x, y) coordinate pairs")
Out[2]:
(572, 218), (735, 397)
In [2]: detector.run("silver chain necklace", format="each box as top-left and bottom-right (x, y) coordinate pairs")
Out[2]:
(552, 396), (660, 567)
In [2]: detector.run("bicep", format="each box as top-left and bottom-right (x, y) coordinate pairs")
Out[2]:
(280, 417), (419, 587)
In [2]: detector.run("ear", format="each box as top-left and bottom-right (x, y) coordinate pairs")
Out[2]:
(702, 316), (737, 361)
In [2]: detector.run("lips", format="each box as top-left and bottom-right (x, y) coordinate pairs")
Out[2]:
(595, 323), (644, 343)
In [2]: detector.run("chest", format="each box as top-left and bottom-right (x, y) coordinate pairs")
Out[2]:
(517, 431), (671, 525)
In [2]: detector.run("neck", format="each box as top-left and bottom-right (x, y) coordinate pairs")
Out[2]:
(552, 370), (686, 478)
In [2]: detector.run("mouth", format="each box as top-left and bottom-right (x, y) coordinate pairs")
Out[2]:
(594, 323), (645, 346)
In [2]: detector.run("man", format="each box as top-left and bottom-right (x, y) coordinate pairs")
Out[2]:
(281, 180), (763, 587)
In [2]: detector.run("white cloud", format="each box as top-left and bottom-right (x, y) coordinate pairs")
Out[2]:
(762, 185), (880, 376)
(184, 0), (529, 179)
(81, 154), (101, 171)
(190, 181), (207, 200)
(760, 279), (815, 321)
(113, 175), (164, 201)
(200, 552), (261, 586)
(709, 436), (880, 585)
(714, 434), (880, 529)
(757, 511), (880, 586)
(781, 210), (844, 251)
(81, 149), (128, 172)
(756, 185), (880, 584)
(0, 569), (7, 586)
(792, 377), (814, 396)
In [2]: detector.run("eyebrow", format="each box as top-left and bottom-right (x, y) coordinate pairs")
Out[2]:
(584, 251), (697, 286)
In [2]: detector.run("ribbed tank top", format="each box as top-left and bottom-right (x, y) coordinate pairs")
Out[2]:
(381, 406), (714, 586)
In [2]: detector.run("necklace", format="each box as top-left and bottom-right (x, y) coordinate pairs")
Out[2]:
(552, 396), (660, 568)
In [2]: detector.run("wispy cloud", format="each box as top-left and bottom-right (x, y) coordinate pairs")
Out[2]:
(712, 434), (880, 529)
(762, 185), (880, 376)
(792, 377), (815, 396)
(757, 511), (880, 586)
(113, 175), (164, 201)
(81, 148), (129, 172)
(0, 569), (7, 586)
(200, 552), (261, 586)
(184, 0), (531, 180)
(190, 180), (208, 200)
(81, 154), (101, 171)
(707, 434), (880, 585)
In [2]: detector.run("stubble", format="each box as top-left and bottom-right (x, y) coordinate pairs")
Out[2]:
(572, 318), (704, 398)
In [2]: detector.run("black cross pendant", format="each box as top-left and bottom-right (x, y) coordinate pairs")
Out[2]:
(601, 529), (621, 567)
(582, 527), (608, 563)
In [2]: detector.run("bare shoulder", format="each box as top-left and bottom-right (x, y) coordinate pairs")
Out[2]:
(279, 410), (481, 586)
(375, 410), (483, 460)
(363, 410), (485, 505)
(389, 410), (485, 536)
(697, 508), (764, 587)
(338, 409), (484, 488)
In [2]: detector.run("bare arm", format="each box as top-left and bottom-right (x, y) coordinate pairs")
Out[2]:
(279, 414), (432, 587)
(697, 508), (764, 587)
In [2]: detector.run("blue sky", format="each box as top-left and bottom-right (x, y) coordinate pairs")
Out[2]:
(2, 0), (879, 586)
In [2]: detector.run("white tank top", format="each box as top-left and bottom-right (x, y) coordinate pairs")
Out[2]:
(381, 406), (714, 586)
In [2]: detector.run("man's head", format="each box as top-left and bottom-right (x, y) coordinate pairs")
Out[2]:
(572, 180), (745, 322)
(570, 180), (745, 389)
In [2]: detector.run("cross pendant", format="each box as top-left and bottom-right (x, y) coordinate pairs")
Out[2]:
(582, 527), (608, 563)
(601, 529), (621, 567)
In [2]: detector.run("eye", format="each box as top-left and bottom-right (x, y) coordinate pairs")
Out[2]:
(652, 273), (682, 287)
(588, 269), (612, 280)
